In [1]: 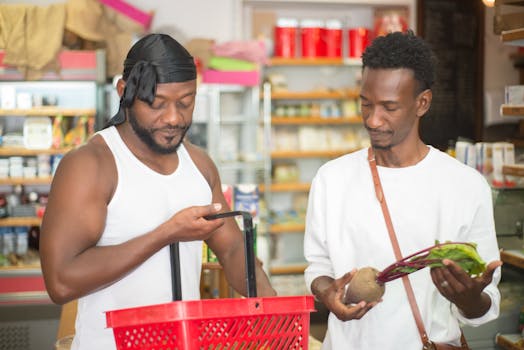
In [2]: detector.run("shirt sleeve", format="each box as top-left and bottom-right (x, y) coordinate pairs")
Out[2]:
(304, 173), (334, 294)
(452, 179), (501, 326)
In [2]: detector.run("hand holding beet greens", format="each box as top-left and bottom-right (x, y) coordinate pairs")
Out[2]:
(344, 241), (487, 305)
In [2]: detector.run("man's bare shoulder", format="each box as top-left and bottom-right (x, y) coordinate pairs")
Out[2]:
(61, 134), (112, 169)
(52, 134), (116, 195)
(183, 141), (218, 186)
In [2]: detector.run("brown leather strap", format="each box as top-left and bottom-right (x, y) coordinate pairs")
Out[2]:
(367, 148), (431, 347)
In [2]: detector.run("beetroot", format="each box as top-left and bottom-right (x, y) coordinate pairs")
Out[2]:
(343, 241), (486, 304)
(344, 267), (385, 304)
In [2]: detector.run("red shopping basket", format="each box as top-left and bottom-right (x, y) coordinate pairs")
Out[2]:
(105, 211), (316, 349)
(106, 295), (314, 349)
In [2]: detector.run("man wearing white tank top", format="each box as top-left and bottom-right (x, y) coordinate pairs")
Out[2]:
(40, 34), (276, 350)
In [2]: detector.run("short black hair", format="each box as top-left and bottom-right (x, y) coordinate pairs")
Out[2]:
(362, 30), (436, 94)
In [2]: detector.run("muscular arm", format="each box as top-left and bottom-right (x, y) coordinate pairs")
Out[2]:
(40, 137), (224, 304)
(186, 143), (276, 297)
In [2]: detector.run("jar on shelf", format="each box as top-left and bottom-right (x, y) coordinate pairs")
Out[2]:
(323, 19), (343, 58)
(300, 19), (324, 58)
(274, 18), (298, 58)
(348, 27), (371, 58)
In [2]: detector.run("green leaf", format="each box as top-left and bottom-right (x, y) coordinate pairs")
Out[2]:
(424, 242), (486, 276)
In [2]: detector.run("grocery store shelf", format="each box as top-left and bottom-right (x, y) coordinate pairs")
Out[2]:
(259, 182), (310, 192)
(0, 146), (73, 156)
(501, 104), (524, 117)
(269, 223), (305, 234)
(0, 266), (50, 305)
(0, 177), (52, 186)
(269, 90), (359, 100)
(270, 263), (307, 275)
(271, 116), (362, 125)
(271, 150), (353, 159)
(503, 164), (524, 177)
(501, 28), (524, 46)
(0, 107), (96, 117)
(495, 333), (524, 350)
(268, 57), (362, 66)
(0, 217), (42, 227)
(500, 249), (524, 270)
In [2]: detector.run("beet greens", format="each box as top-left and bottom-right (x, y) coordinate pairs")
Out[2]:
(376, 241), (486, 284)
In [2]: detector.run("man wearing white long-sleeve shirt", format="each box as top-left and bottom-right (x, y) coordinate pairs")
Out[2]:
(303, 30), (501, 350)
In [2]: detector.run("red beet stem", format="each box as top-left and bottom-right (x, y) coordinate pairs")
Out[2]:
(375, 242), (474, 284)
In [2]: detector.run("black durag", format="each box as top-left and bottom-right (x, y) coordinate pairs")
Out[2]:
(107, 34), (197, 127)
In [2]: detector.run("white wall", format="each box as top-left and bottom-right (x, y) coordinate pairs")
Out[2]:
(4, 0), (416, 43)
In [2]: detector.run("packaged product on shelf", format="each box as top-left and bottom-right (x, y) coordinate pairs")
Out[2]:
(348, 27), (371, 58)
(323, 19), (343, 58)
(23, 117), (52, 149)
(15, 227), (28, 256)
(273, 163), (299, 183)
(233, 184), (259, 221)
(300, 19), (324, 58)
(0, 159), (8, 178)
(64, 115), (88, 147)
(221, 184), (234, 209)
(52, 115), (64, 148)
(1, 227), (15, 256)
(274, 18), (298, 58)
(0, 85), (16, 109)
(202, 241), (209, 263)
(475, 142), (493, 180)
(505, 85), (524, 105)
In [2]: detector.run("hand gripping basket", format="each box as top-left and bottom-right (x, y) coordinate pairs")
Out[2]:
(105, 211), (315, 349)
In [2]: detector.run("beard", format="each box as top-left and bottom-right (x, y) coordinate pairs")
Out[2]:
(127, 108), (191, 155)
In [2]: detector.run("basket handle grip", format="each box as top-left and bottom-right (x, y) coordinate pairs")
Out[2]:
(204, 211), (257, 298)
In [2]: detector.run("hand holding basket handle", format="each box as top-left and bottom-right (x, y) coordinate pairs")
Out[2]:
(169, 210), (257, 301)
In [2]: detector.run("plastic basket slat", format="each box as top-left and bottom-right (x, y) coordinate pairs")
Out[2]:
(107, 295), (314, 349)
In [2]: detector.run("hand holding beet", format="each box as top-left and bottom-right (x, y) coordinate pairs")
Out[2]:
(312, 273), (379, 321)
(344, 241), (490, 305)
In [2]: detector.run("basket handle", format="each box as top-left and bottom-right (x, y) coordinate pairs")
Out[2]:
(204, 211), (257, 298)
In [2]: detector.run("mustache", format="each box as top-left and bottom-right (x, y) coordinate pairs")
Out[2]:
(155, 124), (190, 131)
(365, 126), (392, 134)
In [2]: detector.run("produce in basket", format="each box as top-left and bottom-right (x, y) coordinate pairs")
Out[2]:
(344, 241), (486, 304)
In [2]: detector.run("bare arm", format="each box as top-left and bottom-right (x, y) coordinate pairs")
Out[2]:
(40, 137), (224, 304)
(186, 143), (276, 297)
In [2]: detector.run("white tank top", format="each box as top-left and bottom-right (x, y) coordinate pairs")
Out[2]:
(72, 126), (211, 350)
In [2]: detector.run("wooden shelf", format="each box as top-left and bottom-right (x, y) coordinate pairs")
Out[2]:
(0, 107), (96, 117)
(268, 57), (362, 66)
(502, 28), (524, 46)
(269, 90), (359, 100)
(495, 333), (524, 350)
(271, 150), (353, 159)
(503, 164), (524, 177)
(0, 217), (41, 227)
(269, 263), (307, 275)
(271, 116), (362, 125)
(0, 177), (52, 186)
(269, 223), (305, 234)
(501, 104), (524, 117)
(0, 146), (73, 156)
(500, 249), (524, 269)
(259, 182), (310, 192)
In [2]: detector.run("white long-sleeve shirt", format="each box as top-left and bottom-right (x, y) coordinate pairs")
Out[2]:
(304, 146), (501, 350)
